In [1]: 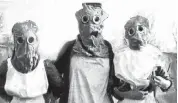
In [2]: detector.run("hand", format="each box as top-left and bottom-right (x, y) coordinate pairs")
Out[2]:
(151, 76), (171, 89)
(128, 90), (148, 100)
(114, 87), (148, 100)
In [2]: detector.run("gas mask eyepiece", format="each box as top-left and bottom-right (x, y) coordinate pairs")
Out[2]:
(16, 36), (35, 44)
(93, 16), (101, 24)
(128, 27), (135, 36)
(82, 15), (89, 24)
(17, 36), (24, 44)
(27, 36), (35, 44)
(138, 25), (143, 31)
(81, 15), (101, 25)
(76, 3), (108, 34)
(127, 25), (144, 37)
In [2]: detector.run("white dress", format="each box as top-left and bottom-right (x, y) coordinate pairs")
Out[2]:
(5, 58), (49, 103)
(114, 44), (166, 103)
(67, 54), (111, 103)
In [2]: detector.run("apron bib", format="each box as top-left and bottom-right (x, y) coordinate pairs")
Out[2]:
(5, 58), (49, 103)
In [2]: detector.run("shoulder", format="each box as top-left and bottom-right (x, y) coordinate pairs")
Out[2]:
(53, 40), (76, 70)
(55, 40), (76, 61)
(114, 46), (130, 56)
(104, 40), (114, 50)
(43, 59), (54, 68)
(104, 40), (111, 46)
(104, 40), (115, 59)
(113, 46), (130, 65)
(58, 40), (75, 56)
(146, 44), (162, 56)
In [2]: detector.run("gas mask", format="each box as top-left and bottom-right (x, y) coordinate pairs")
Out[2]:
(125, 15), (150, 50)
(12, 20), (39, 73)
(75, 3), (108, 48)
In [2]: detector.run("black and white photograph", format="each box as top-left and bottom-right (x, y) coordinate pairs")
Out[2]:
(0, 0), (177, 103)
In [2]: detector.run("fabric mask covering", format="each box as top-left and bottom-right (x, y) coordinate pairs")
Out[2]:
(74, 3), (109, 57)
(11, 20), (39, 73)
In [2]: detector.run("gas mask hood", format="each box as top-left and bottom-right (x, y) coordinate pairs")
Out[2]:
(11, 20), (39, 73)
(75, 3), (108, 47)
(73, 3), (109, 57)
(125, 15), (150, 50)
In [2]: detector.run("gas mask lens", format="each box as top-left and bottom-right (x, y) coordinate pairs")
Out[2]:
(82, 15), (89, 24)
(17, 37), (24, 44)
(27, 36), (35, 44)
(128, 28), (135, 36)
(93, 16), (100, 24)
(17, 36), (35, 44)
(138, 25), (143, 31)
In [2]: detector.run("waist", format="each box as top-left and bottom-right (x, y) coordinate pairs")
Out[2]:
(11, 95), (45, 103)
(5, 84), (48, 98)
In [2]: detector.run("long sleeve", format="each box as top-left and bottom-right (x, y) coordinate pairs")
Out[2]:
(0, 60), (8, 93)
(44, 59), (64, 97)
(155, 53), (172, 91)
(54, 41), (75, 74)
(0, 60), (12, 102)
(0, 60), (8, 76)
(154, 66), (172, 92)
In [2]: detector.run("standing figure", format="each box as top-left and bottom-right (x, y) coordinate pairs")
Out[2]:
(0, 20), (63, 103)
(54, 3), (126, 103)
(113, 15), (172, 103)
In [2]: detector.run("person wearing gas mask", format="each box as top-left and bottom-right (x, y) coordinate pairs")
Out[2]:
(0, 20), (63, 103)
(54, 3), (127, 103)
(113, 15), (172, 103)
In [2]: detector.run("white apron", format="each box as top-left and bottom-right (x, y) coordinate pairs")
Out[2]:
(114, 45), (164, 103)
(5, 58), (49, 103)
(68, 55), (111, 103)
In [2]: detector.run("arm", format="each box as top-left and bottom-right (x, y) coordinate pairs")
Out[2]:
(0, 60), (12, 101)
(107, 41), (149, 100)
(113, 87), (149, 100)
(54, 40), (75, 74)
(0, 60), (8, 94)
(113, 76), (150, 100)
(112, 77), (131, 100)
(0, 60), (8, 76)
(151, 66), (172, 92)
(44, 59), (64, 97)
(104, 40), (129, 101)
(49, 40), (75, 98)
(155, 52), (172, 91)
